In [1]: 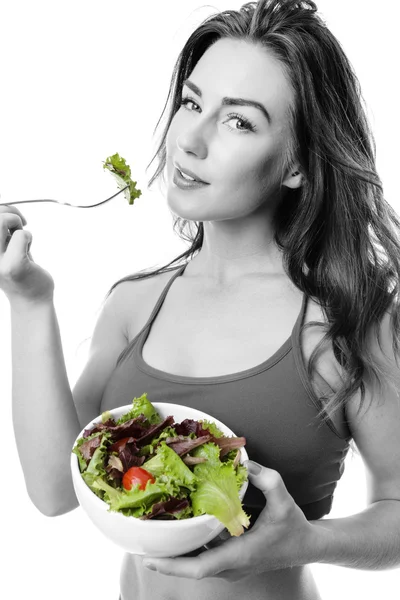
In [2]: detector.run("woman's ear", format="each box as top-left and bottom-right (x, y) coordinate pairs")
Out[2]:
(282, 168), (303, 190)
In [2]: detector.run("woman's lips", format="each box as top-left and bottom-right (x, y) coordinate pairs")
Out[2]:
(175, 162), (209, 184)
(173, 167), (210, 190)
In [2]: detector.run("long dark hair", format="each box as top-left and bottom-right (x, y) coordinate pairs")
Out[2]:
(97, 0), (400, 428)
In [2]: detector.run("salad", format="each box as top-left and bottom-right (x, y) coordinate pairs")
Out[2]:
(103, 153), (142, 205)
(72, 394), (250, 536)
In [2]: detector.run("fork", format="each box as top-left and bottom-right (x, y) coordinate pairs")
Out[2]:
(0, 185), (129, 209)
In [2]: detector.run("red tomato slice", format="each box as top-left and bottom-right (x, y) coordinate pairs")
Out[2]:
(122, 466), (155, 491)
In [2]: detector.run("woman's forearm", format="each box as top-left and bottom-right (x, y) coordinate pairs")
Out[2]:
(10, 299), (81, 517)
(310, 499), (400, 570)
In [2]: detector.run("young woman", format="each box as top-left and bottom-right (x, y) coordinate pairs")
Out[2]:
(1, 1), (400, 599)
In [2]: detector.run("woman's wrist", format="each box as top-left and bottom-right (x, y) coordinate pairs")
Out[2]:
(8, 293), (55, 315)
(304, 519), (333, 565)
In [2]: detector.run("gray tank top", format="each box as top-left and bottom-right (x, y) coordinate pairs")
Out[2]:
(100, 262), (352, 521)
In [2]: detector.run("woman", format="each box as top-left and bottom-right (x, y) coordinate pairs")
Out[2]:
(1, 1), (400, 599)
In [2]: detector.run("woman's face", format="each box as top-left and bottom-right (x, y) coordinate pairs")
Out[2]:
(165, 38), (299, 223)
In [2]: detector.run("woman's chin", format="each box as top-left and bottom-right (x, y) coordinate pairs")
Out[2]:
(166, 194), (207, 222)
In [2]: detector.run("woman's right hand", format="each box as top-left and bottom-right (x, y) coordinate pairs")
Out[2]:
(0, 205), (55, 305)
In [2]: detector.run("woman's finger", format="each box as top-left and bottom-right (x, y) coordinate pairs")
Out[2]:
(245, 461), (295, 521)
(5, 228), (32, 265)
(0, 213), (24, 253)
(0, 204), (27, 225)
(143, 537), (244, 579)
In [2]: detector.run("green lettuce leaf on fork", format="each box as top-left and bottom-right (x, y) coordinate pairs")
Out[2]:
(103, 152), (142, 205)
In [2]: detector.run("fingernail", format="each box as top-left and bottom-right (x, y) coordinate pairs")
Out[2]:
(143, 560), (156, 571)
(246, 460), (262, 475)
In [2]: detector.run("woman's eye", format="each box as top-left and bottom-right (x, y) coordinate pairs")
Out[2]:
(179, 96), (255, 133)
(180, 97), (198, 112)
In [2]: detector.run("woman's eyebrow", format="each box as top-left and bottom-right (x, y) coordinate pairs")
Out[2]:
(182, 79), (272, 125)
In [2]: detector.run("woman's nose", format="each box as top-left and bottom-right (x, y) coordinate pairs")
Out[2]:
(176, 131), (207, 157)
(176, 117), (210, 157)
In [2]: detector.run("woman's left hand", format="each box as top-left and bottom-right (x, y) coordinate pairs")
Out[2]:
(142, 460), (324, 581)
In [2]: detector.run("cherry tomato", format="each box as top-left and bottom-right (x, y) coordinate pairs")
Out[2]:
(122, 466), (155, 491)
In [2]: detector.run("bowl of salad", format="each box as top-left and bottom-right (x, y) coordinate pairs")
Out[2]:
(71, 394), (250, 557)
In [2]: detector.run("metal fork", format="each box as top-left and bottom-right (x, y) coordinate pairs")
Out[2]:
(0, 185), (129, 209)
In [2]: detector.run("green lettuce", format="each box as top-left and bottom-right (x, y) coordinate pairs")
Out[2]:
(235, 463), (249, 491)
(116, 393), (161, 426)
(191, 441), (221, 468)
(101, 410), (113, 423)
(144, 442), (197, 491)
(190, 443), (250, 536)
(103, 153), (142, 205)
(72, 430), (104, 472)
(80, 434), (111, 499)
(92, 476), (176, 514)
(200, 419), (224, 438)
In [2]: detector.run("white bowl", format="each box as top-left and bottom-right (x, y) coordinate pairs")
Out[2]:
(71, 402), (249, 557)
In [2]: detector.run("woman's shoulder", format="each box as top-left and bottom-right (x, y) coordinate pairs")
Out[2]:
(110, 267), (181, 342)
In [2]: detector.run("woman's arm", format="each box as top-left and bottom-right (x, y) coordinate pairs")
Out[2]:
(10, 286), (128, 517)
(142, 461), (400, 579)
(11, 299), (82, 517)
(311, 308), (400, 570)
(311, 500), (400, 570)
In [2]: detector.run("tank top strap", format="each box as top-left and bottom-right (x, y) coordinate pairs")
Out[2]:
(115, 264), (187, 368)
(297, 292), (308, 336)
(291, 293), (351, 439)
(140, 264), (187, 333)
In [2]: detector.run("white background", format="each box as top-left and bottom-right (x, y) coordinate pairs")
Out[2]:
(0, 1), (399, 598)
